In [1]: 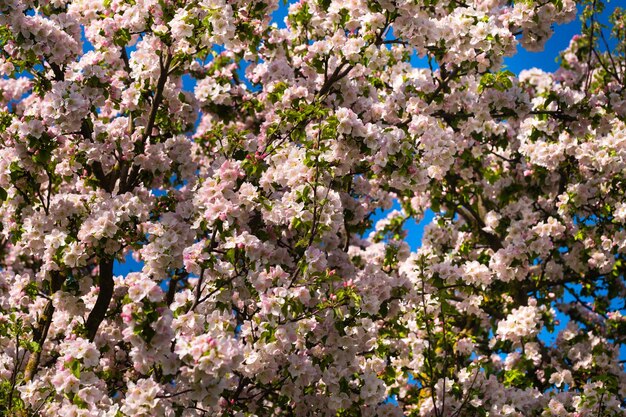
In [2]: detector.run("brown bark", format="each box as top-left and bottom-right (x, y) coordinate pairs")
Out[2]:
(23, 271), (64, 381)
(85, 259), (114, 342)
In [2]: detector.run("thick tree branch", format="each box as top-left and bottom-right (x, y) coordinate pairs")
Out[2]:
(23, 271), (64, 381)
(456, 203), (503, 252)
(317, 61), (353, 98)
(85, 259), (114, 342)
(166, 270), (188, 305)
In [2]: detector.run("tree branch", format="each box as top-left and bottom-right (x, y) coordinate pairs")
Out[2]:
(23, 271), (64, 381)
(121, 53), (173, 193)
(85, 259), (115, 342)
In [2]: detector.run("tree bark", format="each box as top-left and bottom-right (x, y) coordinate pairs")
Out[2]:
(23, 271), (64, 381)
(85, 259), (114, 342)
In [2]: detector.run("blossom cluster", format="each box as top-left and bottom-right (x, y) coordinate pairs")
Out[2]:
(0, 0), (624, 416)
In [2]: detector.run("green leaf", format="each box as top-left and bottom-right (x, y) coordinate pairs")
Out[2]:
(69, 359), (81, 378)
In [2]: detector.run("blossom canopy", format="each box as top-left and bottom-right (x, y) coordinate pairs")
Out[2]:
(0, 0), (625, 416)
